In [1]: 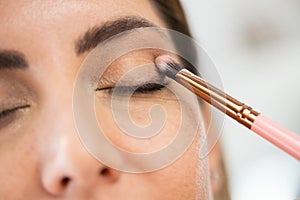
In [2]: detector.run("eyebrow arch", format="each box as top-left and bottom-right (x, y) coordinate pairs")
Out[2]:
(0, 50), (28, 70)
(75, 16), (158, 55)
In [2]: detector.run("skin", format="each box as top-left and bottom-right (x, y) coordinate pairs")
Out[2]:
(0, 1), (218, 199)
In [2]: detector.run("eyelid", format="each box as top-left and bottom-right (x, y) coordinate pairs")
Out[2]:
(96, 82), (166, 93)
(95, 81), (181, 101)
(0, 105), (30, 118)
(0, 104), (31, 131)
(94, 49), (165, 89)
(97, 71), (165, 90)
(96, 69), (169, 92)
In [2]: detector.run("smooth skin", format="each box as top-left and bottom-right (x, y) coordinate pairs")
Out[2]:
(0, 1), (221, 199)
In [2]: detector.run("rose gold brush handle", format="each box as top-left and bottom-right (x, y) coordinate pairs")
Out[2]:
(176, 69), (300, 160)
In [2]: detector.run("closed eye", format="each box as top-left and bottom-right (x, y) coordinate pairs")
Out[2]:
(96, 83), (166, 94)
(0, 105), (30, 120)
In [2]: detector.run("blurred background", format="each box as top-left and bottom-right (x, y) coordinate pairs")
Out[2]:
(180, 0), (300, 199)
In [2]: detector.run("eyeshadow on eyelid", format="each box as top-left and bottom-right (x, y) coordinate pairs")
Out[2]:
(97, 58), (165, 88)
(0, 73), (37, 107)
(98, 68), (165, 87)
(96, 89), (179, 102)
(82, 48), (169, 91)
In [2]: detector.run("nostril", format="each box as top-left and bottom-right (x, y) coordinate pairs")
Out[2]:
(99, 167), (120, 183)
(100, 168), (110, 176)
(61, 177), (71, 186)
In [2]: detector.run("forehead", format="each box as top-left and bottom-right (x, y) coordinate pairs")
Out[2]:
(0, 0), (165, 51)
(0, 0), (162, 29)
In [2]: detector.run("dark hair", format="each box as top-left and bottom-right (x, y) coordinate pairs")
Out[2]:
(149, 0), (198, 74)
(150, 0), (192, 36)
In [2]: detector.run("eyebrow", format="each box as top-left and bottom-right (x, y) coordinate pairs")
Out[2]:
(75, 16), (158, 55)
(0, 50), (28, 70)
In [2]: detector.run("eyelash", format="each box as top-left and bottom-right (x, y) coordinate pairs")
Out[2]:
(0, 105), (30, 120)
(97, 83), (165, 94)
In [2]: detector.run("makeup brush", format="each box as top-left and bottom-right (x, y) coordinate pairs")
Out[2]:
(155, 55), (300, 160)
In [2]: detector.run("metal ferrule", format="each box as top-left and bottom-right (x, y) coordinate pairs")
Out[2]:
(176, 69), (260, 129)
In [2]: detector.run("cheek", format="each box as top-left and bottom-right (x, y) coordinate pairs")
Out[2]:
(117, 136), (210, 200)
(95, 95), (210, 199)
(0, 125), (40, 195)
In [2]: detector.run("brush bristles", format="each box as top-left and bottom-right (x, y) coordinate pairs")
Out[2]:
(155, 55), (183, 79)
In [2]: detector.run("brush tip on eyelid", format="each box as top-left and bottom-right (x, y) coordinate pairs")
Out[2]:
(155, 55), (183, 79)
(155, 55), (176, 66)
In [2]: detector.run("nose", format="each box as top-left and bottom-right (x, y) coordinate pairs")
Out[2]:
(41, 136), (120, 196)
(39, 104), (121, 197)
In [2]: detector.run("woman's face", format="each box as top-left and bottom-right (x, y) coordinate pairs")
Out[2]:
(0, 1), (212, 199)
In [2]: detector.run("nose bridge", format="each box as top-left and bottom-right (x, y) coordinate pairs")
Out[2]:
(41, 86), (92, 170)
(45, 74), (106, 163)
(47, 85), (77, 146)
(38, 81), (121, 196)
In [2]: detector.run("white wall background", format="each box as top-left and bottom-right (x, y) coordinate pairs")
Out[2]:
(180, 0), (300, 199)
